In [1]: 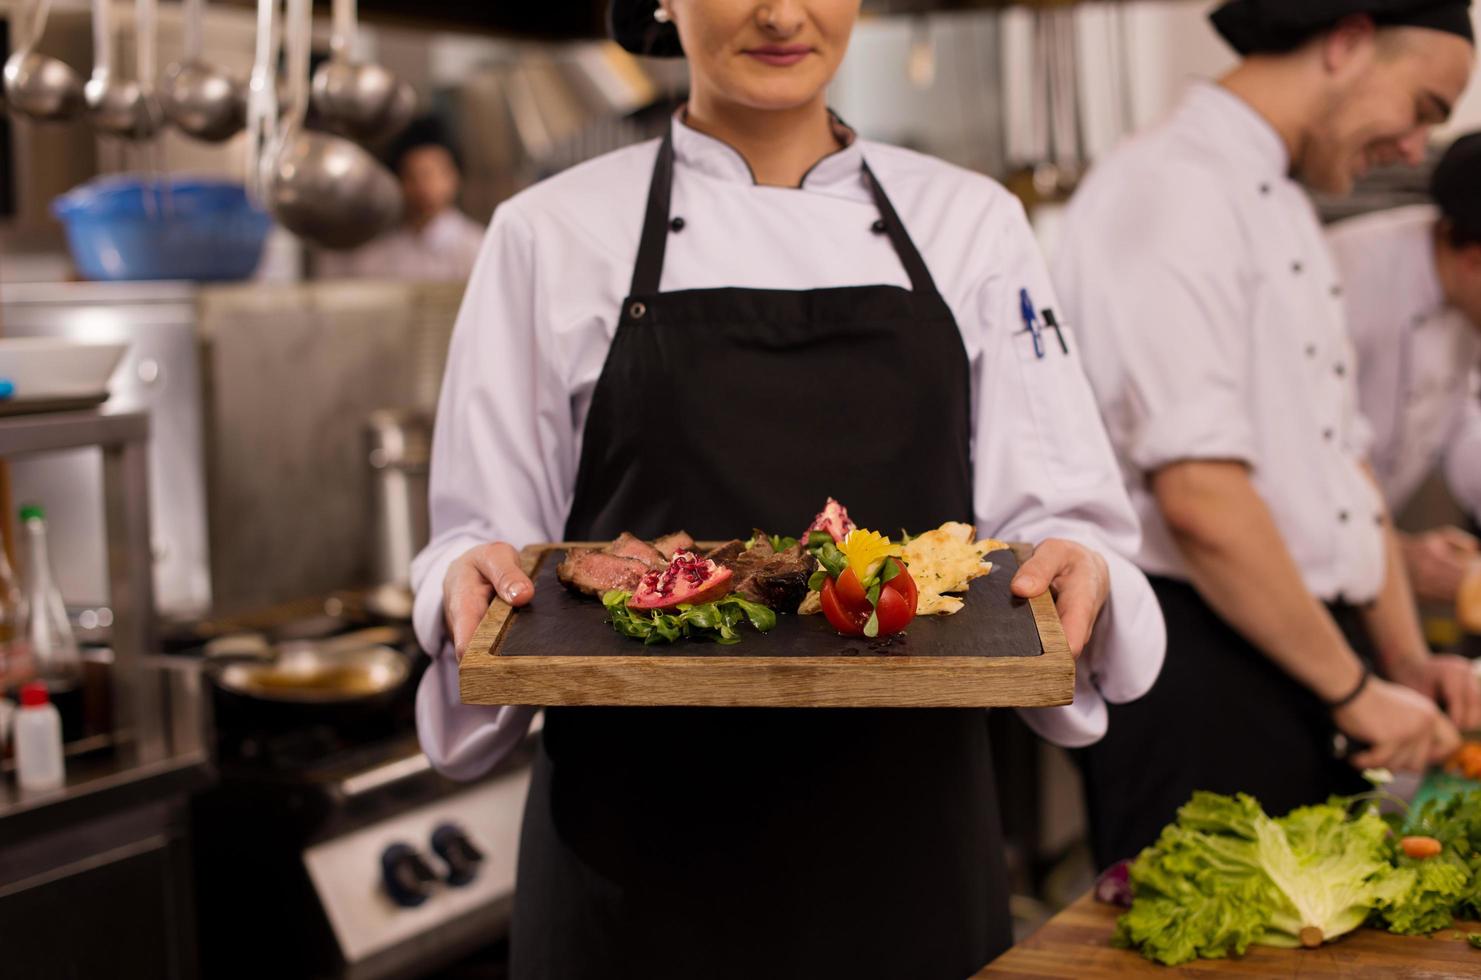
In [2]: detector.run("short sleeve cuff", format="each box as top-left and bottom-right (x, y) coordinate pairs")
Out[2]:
(1129, 397), (1256, 473)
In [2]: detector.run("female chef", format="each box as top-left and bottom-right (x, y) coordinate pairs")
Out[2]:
(411, 2), (1165, 977)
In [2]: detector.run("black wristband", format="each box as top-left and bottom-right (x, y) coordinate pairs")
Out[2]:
(1326, 663), (1371, 711)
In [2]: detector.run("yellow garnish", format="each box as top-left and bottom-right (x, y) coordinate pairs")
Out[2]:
(838, 528), (902, 581)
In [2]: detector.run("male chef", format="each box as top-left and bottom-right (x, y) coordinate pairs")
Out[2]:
(1052, 0), (1481, 867)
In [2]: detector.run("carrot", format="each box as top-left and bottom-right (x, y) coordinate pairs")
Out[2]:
(1449, 742), (1481, 780)
(1401, 836), (1443, 860)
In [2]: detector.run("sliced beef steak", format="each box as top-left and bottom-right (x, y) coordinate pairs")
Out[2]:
(735, 545), (815, 610)
(704, 540), (816, 610)
(605, 532), (665, 568)
(556, 549), (649, 596)
(705, 540), (747, 565)
(653, 531), (696, 560)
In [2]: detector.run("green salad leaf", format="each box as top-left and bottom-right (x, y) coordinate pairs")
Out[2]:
(601, 590), (776, 646)
(1116, 792), (1409, 966)
(1380, 858), (1470, 935)
(1402, 788), (1481, 922)
(1468, 933), (1481, 949)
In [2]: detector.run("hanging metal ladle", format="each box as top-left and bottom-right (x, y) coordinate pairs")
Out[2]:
(254, 0), (400, 250)
(2, 0), (87, 121)
(309, 0), (415, 148)
(85, 0), (163, 140)
(160, 0), (245, 141)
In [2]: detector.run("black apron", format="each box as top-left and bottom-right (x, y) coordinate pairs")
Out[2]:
(509, 133), (1011, 980)
(1077, 575), (1371, 870)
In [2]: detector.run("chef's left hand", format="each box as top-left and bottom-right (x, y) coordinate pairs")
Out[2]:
(1389, 653), (1481, 733)
(1011, 538), (1110, 658)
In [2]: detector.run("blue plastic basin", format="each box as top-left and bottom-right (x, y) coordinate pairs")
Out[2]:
(52, 176), (273, 282)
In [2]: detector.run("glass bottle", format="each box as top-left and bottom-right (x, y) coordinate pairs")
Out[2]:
(0, 542), (22, 684)
(16, 504), (82, 693)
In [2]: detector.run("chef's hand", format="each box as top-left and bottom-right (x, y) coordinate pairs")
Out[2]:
(1011, 538), (1109, 658)
(1337, 677), (1461, 772)
(1387, 653), (1481, 733)
(443, 542), (535, 661)
(1400, 526), (1478, 605)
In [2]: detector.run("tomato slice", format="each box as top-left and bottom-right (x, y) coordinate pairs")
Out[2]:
(874, 586), (915, 637)
(834, 566), (871, 614)
(884, 562), (918, 614)
(821, 576), (867, 635)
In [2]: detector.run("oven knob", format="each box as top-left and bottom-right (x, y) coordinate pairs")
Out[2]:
(381, 843), (438, 907)
(430, 823), (484, 887)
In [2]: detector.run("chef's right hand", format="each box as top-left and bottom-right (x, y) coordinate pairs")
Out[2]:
(443, 542), (535, 661)
(1400, 526), (1478, 605)
(1335, 676), (1461, 772)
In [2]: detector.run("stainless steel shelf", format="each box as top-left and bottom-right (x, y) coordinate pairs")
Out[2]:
(0, 410), (163, 760)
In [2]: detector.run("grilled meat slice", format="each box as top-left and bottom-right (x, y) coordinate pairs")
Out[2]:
(653, 531), (696, 560)
(734, 546), (815, 610)
(702, 540), (816, 610)
(705, 539), (747, 565)
(556, 549), (649, 596)
(606, 532), (665, 568)
(747, 529), (775, 556)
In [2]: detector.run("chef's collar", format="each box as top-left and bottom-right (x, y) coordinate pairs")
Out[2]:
(671, 107), (868, 198)
(1184, 81), (1291, 181)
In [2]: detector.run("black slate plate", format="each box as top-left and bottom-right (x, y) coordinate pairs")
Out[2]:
(497, 547), (1040, 659)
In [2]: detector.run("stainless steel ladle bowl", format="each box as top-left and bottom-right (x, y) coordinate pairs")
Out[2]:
(2, 0), (86, 121)
(257, 0), (400, 250)
(309, 0), (415, 147)
(160, 0), (245, 141)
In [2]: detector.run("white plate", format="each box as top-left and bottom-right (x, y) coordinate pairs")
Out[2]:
(0, 338), (128, 401)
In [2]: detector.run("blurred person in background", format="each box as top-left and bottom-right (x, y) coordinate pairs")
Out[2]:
(1328, 132), (1481, 610)
(1052, 0), (1481, 871)
(317, 115), (485, 281)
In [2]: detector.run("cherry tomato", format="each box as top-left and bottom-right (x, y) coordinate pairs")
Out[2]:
(821, 576), (868, 635)
(874, 586), (914, 636)
(835, 566), (870, 612)
(884, 561), (918, 614)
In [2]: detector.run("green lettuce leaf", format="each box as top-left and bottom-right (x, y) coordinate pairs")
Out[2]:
(1117, 792), (1409, 966)
(601, 590), (776, 646)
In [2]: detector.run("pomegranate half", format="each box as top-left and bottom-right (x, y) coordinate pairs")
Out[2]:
(626, 551), (734, 611)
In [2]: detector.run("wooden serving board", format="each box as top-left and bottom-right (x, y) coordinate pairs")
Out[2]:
(459, 542), (1074, 709)
(975, 892), (1481, 978)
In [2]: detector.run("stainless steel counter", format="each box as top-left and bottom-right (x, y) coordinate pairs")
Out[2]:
(0, 657), (212, 847)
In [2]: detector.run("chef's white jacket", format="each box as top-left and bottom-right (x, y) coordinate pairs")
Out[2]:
(317, 208), (486, 282)
(1327, 204), (1481, 517)
(1053, 82), (1388, 604)
(412, 114), (1167, 779)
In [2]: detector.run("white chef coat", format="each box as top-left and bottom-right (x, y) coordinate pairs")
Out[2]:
(412, 113), (1167, 779)
(1327, 204), (1481, 516)
(1052, 82), (1387, 603)
(317, 208), (485, 282)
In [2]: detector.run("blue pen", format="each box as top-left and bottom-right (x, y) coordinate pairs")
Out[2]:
(1019, 288), (1045, 359)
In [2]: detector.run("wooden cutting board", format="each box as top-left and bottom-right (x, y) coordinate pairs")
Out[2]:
(458, 542), (1074, 709)
(975, 892), (1481, 978)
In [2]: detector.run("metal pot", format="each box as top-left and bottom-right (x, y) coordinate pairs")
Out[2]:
(203, 626), (412, 725)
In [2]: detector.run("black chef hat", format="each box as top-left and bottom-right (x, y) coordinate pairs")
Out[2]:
(385, 115), (463, 176)
(609, 0), (684, 58)
(1211, 0), (1474, 55)
(1432, 131), (1481, 246)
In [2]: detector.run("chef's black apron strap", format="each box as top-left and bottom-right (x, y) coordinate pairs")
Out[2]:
(630, 133), (939, 297)
(860, 160), (938, 295)
(630, 133), (677, 296)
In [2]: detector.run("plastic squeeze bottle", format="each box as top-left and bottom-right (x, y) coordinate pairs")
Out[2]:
(14, 682), (64, 791)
